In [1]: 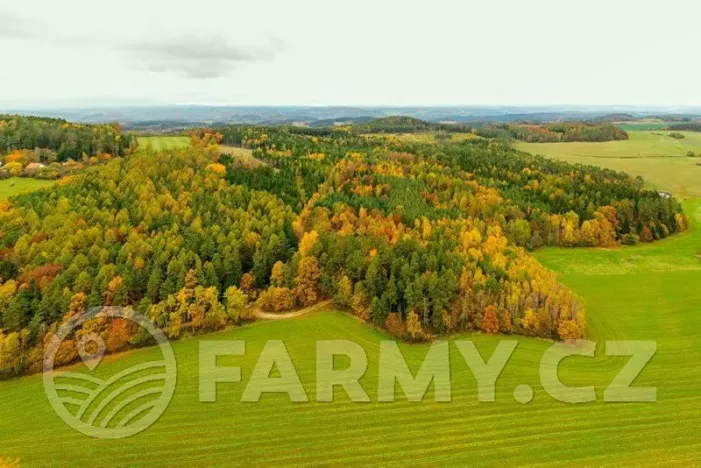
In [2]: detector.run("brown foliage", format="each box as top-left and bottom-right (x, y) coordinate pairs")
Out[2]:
(295, 256), (321, 306)
(557, 319), (583, 341)
(481, 305), (499, 334)
(385, 312), (405, 337)
(240, 273), (258, 300)
(106, 318), (132, 353)
(257, 287), (296, 312)
(19, 264), (63, 289)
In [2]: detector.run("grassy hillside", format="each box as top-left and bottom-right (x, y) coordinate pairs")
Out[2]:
(0, 178), (54, 200)
(136, 136), (191, 151)
(1, 201), (700, 466)
(514, 131), (701, 196)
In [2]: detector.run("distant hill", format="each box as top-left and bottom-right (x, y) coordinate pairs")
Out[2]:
(590, 113), (635, 122)
(5, 105), (701, 128)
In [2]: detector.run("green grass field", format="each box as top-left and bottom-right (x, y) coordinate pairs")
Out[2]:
(0, 178), (54, 200)
(514, 131), (701, 197)
(137, 136), (191, 151)
(614, 120), (670, 132)
(1, 201), (700, 466)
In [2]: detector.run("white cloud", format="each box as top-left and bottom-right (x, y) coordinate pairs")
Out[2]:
(124, 36), (281, 79)
(0, 10), (36, 38)
(1, 0), (701, 107)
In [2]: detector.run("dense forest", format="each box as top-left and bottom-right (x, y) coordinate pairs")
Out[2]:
(0, 115), (135, 162)
(342, 117), (628, 142)
(472, 122), (629, 142)
(0, 121), (687, 378)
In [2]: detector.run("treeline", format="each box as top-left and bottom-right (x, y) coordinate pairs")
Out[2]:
(0, 114), (135, 162)
(435, 140), (686, 246)
(0, 148), (116, 180)
(669, 122), (701, 132)
(346, 116), (629, 143)
(472, 122), (628, 142)
(353, 116), (437, 133)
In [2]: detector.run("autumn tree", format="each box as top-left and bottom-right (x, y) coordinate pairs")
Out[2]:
(334, 275), (353, 308)
(224, 286), (248, 323)
(481, 306), (499, 334)
(405, 311), (426, 341)
(295, 256), (321, 306)
(270, 261), (286, 287)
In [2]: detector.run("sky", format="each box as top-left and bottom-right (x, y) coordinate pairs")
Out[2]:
(1, 0), (700, 108)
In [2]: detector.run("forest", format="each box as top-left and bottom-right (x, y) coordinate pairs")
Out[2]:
(669, 122), (701, 132)
(339, 117), (629, 143)
(0, 115), (135, 163)
(472, 122), (629, 142)
(0, 121), (687, 378)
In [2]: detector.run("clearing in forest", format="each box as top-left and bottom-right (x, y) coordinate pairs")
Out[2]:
(137, 136), (191, 151)
(0, 178), (54, 200)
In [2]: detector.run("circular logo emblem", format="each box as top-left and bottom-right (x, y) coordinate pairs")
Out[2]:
(43, 307), (177, 439)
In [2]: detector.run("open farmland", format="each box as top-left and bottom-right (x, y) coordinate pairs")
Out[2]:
(614, 120), (670, 132)
(514, 131), (701, 197)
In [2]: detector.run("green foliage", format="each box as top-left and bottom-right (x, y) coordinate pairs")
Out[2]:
(0, 114), (134, 161)
(473, 122), (629, 142)
(669, 121), (701, 132)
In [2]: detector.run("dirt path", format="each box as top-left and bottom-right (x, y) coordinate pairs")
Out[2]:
(252, 300), (333, 320)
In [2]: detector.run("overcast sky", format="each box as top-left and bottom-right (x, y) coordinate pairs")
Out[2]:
(1, 0), (700, 108)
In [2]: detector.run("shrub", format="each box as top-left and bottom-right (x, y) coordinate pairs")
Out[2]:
(621, 233), (640, 245)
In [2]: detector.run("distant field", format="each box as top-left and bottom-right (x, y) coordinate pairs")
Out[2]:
(514, 131), (701, 197)
(0, 178), (54, 200)
(2, 202), (701, 465)
(615, 120), (670, 131)
(137, 136), (191, 151)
